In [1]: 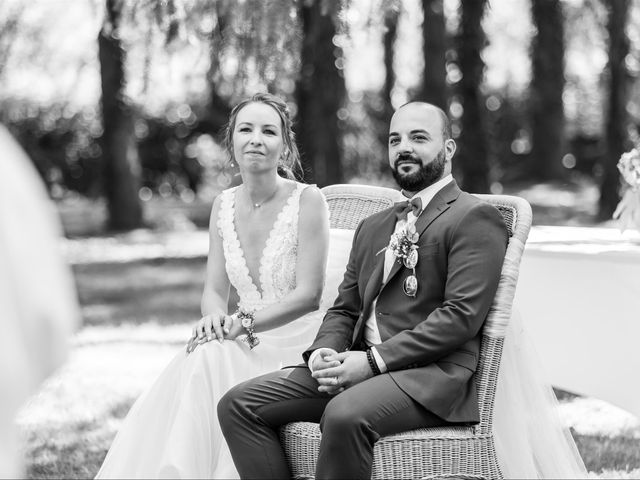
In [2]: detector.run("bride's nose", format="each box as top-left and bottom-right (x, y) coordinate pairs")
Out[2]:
(249, 130), (263, 145)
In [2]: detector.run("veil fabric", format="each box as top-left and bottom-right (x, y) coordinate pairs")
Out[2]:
(326, 228), (587, 479)
(494, 310), (587, 478)
(0, 126), (80, 477)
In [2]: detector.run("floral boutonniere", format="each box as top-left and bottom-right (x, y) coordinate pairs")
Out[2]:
(378, 223), (420, 296)
(613, 146), (640, 232)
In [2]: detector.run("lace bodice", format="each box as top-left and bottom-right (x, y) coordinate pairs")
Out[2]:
(217, 182), (308, 312)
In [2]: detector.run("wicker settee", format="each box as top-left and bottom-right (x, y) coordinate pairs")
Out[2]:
(279, 183), (533, 480)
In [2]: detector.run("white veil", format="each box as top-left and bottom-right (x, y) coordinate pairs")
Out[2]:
(494, 309), (587, 478)
(0, 126), (80, 477)
(324, 228), (587, 479)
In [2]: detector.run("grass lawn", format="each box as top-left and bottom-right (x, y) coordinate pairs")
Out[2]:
(15, 181), (640, 478)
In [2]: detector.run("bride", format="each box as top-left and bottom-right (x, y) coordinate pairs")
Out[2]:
(96, 93), (330, 479)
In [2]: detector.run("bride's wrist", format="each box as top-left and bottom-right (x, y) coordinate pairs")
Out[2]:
(235, 307), (259, 349)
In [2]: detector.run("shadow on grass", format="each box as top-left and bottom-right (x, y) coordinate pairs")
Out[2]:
(73, 257), (205, 327)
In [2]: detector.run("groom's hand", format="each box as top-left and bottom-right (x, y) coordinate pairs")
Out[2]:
(310, 348), (341, 371)
(312, 351), (373, 393)
(309, 348), (343, 395)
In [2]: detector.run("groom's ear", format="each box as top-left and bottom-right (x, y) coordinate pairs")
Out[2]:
(444, 138), (456, 161)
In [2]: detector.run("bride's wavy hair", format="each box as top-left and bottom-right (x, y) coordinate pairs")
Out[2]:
(223, 93), (303, 180)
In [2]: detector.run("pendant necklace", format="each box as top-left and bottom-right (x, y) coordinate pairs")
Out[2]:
(250, 185), (279, 209)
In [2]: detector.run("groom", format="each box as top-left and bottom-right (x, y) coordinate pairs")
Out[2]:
(218, 102), (508, 479)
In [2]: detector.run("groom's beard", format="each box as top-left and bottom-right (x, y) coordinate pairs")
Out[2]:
(392, 148), (446, 192)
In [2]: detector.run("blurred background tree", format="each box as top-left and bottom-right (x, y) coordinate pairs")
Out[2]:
(296, 0), (346, 185)
(454, 0), (490, 193)
(599, 0), (633, 219)
(419, 0), (447, 109)
(99, 0), (143, 230)
(1, 0), (639, 233)
(529, 0), (567, 183)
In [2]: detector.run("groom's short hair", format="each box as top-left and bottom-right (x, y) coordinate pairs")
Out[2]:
(397, 102), (452, 141)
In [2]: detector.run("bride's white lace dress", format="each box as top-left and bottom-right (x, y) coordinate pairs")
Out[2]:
(97, 182), (328, 479)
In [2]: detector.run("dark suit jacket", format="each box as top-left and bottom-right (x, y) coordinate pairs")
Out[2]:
(304, 180), (508, 423)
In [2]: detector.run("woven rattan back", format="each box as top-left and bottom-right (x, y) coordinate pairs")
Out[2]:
(468, 194), (532, 433)
(321, 184), (403, 229)
(320, 185), (533, 436)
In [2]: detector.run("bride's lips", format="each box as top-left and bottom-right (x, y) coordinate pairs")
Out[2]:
(245, 150), (265, 156)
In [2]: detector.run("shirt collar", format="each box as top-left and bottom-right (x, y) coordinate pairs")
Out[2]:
(402, 174), (453, 216)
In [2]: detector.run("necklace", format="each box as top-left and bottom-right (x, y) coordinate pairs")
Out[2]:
(249, 184), (279, 209)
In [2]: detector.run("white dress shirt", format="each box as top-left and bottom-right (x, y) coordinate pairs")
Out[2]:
(309, 174), (453, 373)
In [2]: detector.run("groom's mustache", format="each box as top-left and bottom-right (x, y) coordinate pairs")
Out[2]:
(395, 154), (420, 168)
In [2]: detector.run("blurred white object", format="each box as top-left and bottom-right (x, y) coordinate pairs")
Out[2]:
(515, 225), (640, 419)
(0, 125), (80, 478)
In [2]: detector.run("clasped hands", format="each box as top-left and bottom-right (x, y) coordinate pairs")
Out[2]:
(186, 312), (244, 354)
(310, 348), (373, 395)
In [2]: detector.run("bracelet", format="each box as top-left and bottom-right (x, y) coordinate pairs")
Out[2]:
(237, 307), (259, 349)
(366, 348), (381, 376)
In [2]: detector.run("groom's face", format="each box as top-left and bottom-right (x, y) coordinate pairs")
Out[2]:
(388, 103), (454, 193)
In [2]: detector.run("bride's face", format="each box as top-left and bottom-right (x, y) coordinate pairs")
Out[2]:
(232, 102), (285, 176)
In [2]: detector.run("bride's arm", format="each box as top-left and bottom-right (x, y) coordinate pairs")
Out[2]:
(245, 186), (329, 334)
(197, 195), (231, 339)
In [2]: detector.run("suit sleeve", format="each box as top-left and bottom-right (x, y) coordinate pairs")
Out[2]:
(302, 220), (365, 363)
(375, 202), (508, 370)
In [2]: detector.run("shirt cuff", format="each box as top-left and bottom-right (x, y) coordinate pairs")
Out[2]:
(370, 346), (388, 373)
(308, 349), (322, 372)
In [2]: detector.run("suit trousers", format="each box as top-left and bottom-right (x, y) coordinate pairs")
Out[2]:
(218, 365), (451, 479)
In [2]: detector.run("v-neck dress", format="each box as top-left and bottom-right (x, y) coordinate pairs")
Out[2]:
(96, 182), (328, 479)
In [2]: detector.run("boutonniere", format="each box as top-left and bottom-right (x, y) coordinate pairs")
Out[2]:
(377, 223), (420, 297)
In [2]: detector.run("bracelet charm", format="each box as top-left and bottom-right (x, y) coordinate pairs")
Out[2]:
(237, 308), (259, 349)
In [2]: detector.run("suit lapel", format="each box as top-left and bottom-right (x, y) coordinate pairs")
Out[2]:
(383, 180), (461, 287)
(351, 208), (397, 346)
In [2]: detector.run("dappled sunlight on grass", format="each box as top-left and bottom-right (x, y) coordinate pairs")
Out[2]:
(18, 323), (185, 479)
(18, 340), (177, 428)
(561, 397), (640, 439)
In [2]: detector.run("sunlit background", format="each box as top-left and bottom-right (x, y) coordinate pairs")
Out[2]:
(2, 0), (640, 478)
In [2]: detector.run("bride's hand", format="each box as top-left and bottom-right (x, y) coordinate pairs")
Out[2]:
(186, 313), (226, 353)
(221, 313), (244, 341)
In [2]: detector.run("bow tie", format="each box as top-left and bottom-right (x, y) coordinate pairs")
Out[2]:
(394, 197), (423, 220)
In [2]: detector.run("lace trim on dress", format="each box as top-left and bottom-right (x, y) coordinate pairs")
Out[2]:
(259, 183), (307, 301)
(218, 187), (262, 308)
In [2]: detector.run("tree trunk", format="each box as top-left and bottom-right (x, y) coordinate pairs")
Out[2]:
(377, 7), (399, 151)
(383, 7), (398, 111)
(99, 0), (143, 231)
(206, 5), (231, 139)
(456, 0), (490, 193)
(598, 0), (631, 220)
(418, 0), (447, 109)
(295, 1), (345, 186)
(530, 0), (566, 181)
